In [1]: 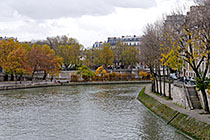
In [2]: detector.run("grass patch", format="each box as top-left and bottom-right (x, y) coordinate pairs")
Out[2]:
(173, 102), (185, 108)
(162, 96), (173, 100)
(138, 87), (145, 97)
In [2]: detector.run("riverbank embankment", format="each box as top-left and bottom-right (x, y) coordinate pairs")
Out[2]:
(0, 80), (151, 90)
(137, 85), (210, 140)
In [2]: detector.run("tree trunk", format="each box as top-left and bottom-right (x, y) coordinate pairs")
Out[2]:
(10, 74), (14, 81)
(201, 89), (210, 113)
(31, 71), (35, 82)
(4, 74), (8, 81)
(156, 76), (159, 93)
(168, 78), (172, 99)
(15, 74), (18, 84)
(163, 65), (166, 96)
(129, 65), (133, 80)
(158, 66), (162, 95)
(19, 74), (22, 84)
(50, 76), (54, 82)
(65, 64), (69, 71)
(155, 73), (159, 93)
(150, 66), (155, 92)
(152, 77), (155, 92)
(43, 71), (47, 80)
(155, 66), (159, 93)
(168, 67), (172, 99)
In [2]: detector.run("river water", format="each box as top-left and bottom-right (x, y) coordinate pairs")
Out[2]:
(0, 84), (191, 140)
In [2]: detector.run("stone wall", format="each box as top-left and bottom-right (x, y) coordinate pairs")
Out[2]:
(47, 71), (77, 80)
(197, 90), (210, 110)
(154, 80), (210, 109)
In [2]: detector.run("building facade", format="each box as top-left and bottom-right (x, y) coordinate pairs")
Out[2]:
(93, 35), (141, 49)
(0, 37), (17, 41)
(107, 35), (140, 47)
(92, 41), (105, 50)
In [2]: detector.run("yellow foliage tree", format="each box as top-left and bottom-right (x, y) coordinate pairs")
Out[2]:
(0, 39), (19, 72)
(162, 27), (210, 113)
(0, 39), (27, 81)
(139, 71), (151, 80)
(4, 46), (32, 83)
(95, 65), (108, 81)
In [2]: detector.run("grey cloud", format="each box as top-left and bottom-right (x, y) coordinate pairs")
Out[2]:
(5, 0), (156, 19)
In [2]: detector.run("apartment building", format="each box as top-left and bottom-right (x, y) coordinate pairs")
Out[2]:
(0, 37), (17, 41)
(107, 35), (140, 47)
(92, 41), (105, 50)
(164, 15), (185, 31)
(93, 35), (141, 49)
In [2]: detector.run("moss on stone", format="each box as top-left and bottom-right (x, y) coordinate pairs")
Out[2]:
(138, 87), (210, 140)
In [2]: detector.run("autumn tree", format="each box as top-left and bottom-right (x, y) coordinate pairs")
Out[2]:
(100, 44), (114, 67)
(0, 39), (20, 81)
(92, 48), (101, 66)
(161, 1), (210, 112)
(28, 44), (63, 81)
(95, 65), (107, 76)
(70, 43), (83, 68)
(4, 46), (32, 83)
(160, 31), (185, 98)
(76, 65), (95, 81)
(56, 43), (83, 70)
(40, 45), (63, 80)
(83, 49), (94, 67)
(47, 56), (63, 80)
(121, 46), (139, 71)
(112, 41), (125, 68)
(56, 45), (72, 70)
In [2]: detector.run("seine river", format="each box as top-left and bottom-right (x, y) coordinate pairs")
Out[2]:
(0, 84), (191, 140)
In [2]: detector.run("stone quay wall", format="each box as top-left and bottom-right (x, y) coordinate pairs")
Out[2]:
(154, 80), (210, 110)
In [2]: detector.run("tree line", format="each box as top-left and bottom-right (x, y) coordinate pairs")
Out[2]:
(32, 35), (139, 71)
(0, 35), (140, 83)
(0, 39), (63, 83)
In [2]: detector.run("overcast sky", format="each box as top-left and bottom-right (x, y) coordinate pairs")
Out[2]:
(0, 0), (194, 47)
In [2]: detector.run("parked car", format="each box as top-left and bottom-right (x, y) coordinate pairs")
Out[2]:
(179, 76), (186, 82)
(188, 77), (196, 85)
(170, 73), (178, 80)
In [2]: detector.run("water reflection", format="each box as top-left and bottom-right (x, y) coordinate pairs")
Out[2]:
(0, 84), (190, 140)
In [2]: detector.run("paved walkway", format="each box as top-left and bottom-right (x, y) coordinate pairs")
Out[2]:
(144, 84), (210, 124)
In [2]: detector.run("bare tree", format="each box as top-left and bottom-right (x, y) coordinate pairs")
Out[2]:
(140, 23), (162, 92)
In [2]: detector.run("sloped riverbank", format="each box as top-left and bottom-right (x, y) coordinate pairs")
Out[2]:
(137, 87), (210, 140)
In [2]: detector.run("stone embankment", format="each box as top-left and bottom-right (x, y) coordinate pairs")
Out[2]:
(138, 85), (210, 140)
(155, 80), (210, 115)
(0, 80), (151, 90)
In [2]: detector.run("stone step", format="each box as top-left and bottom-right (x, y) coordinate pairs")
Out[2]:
(186, 87), (202, 110)
(190, 96), (200, 101)
(192, 104), (202, 109)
